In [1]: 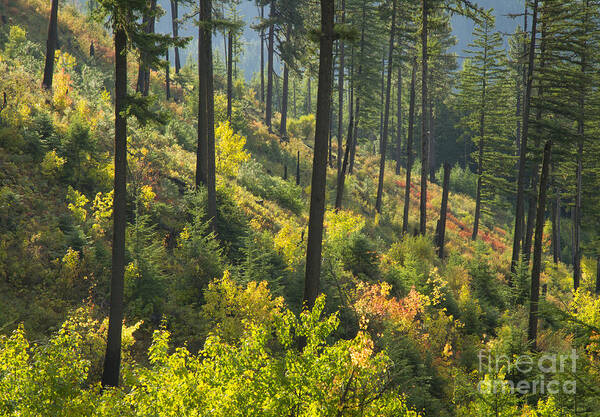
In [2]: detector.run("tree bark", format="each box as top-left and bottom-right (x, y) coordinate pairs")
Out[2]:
(595, 255), (600, 295)
(266, 3), (275, 130)
(349, 2), (367, 175)
(260, 6), (265, 103)
(419, 0), (429, 236)
(303, 0), (335, 311)
(42, 0), (59, 90)
(205, 0), (217, 231)
(196, 0), (208, 188)
(296, 150), (300, 186)
(101, 25), (127, 388)
(552, 182), (561, 263)
(335, 46), (354, 210)
(307, 75), (311, 113)
(402, 58), (417, 234)
(280, 62), (289, 137)
(227, 30), (233, 121)
(375, 0), (397, 214)
(511, 0), (538, 280)
(435, 162), (451, 258)
(170, 0), (181, 74)
(472, 69), (486, 241)
(166, 49), (171, 100)
(337, 0), (345, 180)
(528, 140), (551, 352)
(395, 64), (402, 175)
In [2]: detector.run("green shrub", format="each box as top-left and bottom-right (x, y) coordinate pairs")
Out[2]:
(238, 160), (304, 214)
(288, 114), (315, 140)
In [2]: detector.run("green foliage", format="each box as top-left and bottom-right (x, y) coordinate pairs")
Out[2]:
(0, 295), (419, 416)
(288, 114), (315, 139)
(238, 160), (304, 214)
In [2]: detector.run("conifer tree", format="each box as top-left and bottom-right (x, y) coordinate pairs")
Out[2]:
(95, 0), (184, 388)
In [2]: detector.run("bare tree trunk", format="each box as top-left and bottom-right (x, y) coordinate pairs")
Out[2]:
(402, 58), (417, 234)
(419, 0), (429, 236)
(552, 180), (561, 263)
(528, 140), (551, 352)
(395, 65), (402, 175)
(307, 75), (312, 113)
(595, 255), (600, 295)
(511, 0), (539, 280)
(266, 2), (274, 130)
(375, 0), (397, 213)
(42, 0), (59, 90)
(303, 0), (335, 311)
(205, 0), (217, 231)
(429, 97), (435, 182)
(227, 30), (233, 121)
(349, 2), (366, 175)
(260, 6), (265, 103)
(196, 0), (208, 188)
(166, 49), (171, 100)
(296, 150), (300, 186)
(472, 73), (486, 241)
(337, 0), (345, 179)
(335, 47), (354, 210)
(170, 0), (181, 73)
(101, 24), (127, 388)
(293, 78), (297, 118)
(436, 162), (451, 258)
(280, 62), (289, 137)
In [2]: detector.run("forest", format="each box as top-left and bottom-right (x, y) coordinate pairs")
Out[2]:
(1, 0), (600, 415)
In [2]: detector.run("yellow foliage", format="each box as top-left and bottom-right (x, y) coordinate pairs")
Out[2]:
(41, 150), (66, 176)
(215, 121), (250, 177)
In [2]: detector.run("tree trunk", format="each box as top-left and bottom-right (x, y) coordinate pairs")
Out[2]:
(350, 3), (366, 175)
(337, 0), (345, 179)
(296, 150), (300, 186)
(402, 57), (417, 234)
(205, 0), (217, 231)
(170, 0), (181, 74)
(375, 0), (397, 214)
(227, 30), (233, 121)
(293, 78), (297, 118)
(196, 0), (208, 188)
(280, 62), (289, 137)
(335, 46), (354, 210)
(260, 6), (265, 103)
(436, 162), (451, 258)
(528, 140), (551, 352)
(101, 25), (127, 388)
(523, 173), (538, 261)
(395, 65), (402, 175)
(307, 75), (311, 113)
(136, 0), (157, 96)
(303, 0), (335, 311)
(42, 0), (59, 90)
(166, 49), (171, 100)
(552, 182), (561, 263)
(266, 3), (274, 130)
(472, 74), (486, 241)
(595, 255), (600, 295)
(511, 0), (539, 280)
(429, 97), (435, 182)
(419, 0), (429, 236)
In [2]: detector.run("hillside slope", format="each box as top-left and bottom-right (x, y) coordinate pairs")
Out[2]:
(1, 3), (597, 416)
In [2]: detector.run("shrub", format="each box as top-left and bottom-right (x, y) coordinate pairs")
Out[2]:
(238, 160), (304, 214)
(215, 121), (250, 178)
(288, 114), (315, 140)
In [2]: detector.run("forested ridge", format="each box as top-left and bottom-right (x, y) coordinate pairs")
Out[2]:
(1, 0), (600, 415)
